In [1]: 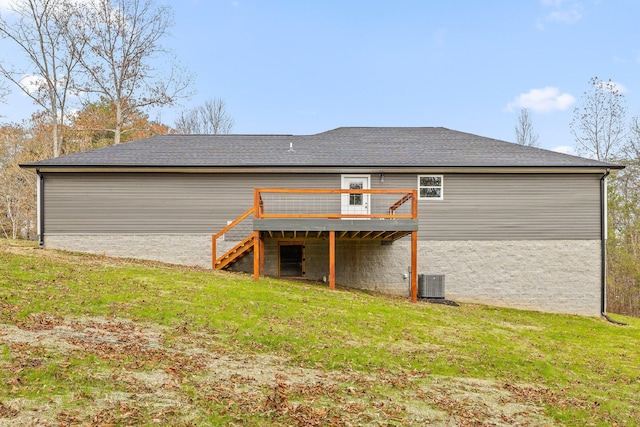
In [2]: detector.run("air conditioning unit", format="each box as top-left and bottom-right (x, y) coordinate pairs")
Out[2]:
(418, 274), (445, 299)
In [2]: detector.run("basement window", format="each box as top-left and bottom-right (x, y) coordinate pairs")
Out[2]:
(418, 175), (443, 200)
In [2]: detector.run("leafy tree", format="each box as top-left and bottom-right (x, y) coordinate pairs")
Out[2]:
(67, 98), (168, 152)
(71, 0), (192, 145)
(607, 169), (640, 317)
(606, 116), (640, 317)
(570, 77), (627, 161)
(514, 108), (539, 147)
(175, 98), (235, 135)
(0, 120), (49, 239)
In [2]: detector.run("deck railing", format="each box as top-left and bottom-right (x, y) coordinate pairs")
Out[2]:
(211, 206), (254, 268)
(254, 188), (417, 220)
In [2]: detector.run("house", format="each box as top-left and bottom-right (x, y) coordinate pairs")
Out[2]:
(20, 127), (622, 316)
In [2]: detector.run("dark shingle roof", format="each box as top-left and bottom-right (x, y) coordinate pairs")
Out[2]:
(21, 127), (621, 169)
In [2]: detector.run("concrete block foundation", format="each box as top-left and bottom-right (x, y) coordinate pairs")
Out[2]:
(44, 234), (602, 316)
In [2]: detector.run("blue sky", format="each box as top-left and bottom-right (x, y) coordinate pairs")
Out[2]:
(2, 0), (640, 153)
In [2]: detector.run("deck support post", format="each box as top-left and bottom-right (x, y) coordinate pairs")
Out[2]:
(329, 230), (336, 290)
(259, 237), (265, 274)
(253, 189), (261, 281)
(411, 230), (418, 302)
(211, 234), (216, 269)
(253, 231), (260, 281)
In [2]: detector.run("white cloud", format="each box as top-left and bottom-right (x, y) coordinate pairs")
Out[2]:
(541, 0), (565, 6)
(546, 8), (582, 24)
(507, 87), (576, 113)
(613, 55), (626, 64)
(18, 74), (83, 99)
(0, 0), (14, 12)
(552, 145), (576, 155)
(19, 74), (46, 95)
(538, 0), (583, 28)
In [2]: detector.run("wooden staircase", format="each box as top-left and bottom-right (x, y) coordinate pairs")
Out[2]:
(214, 233), (255, 270)
(212, 207), (255, 270)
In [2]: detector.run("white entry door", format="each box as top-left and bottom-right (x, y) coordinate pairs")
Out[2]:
(341, 175), (371, 217)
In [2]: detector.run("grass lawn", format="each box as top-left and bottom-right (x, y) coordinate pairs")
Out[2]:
(0, 238), (639, 426)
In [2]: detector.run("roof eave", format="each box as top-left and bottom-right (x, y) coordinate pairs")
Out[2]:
(20, 164), (624, 174)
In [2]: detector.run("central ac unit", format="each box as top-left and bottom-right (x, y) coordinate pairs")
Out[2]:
(418, 274), (445, 299)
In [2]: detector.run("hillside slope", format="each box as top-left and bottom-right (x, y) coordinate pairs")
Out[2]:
(0, 239), (638, 426)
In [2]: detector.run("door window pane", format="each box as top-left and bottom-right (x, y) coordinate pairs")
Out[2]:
(349, 182), (363, 205)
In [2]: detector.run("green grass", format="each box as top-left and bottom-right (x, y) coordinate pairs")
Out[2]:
(1, 238), (639, 425)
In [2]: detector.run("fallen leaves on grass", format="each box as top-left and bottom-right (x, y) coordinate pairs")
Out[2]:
(0, 401), (18, 418)
(91, 401), (145, 426)
(263, 374), (290, 414)
(0, 315), (558, 426)
(56, 410), (82, 426)
(17, 312), (64, 331)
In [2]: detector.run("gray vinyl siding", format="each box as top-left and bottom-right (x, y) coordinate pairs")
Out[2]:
(43, 172), (601, 240)
(377, 173), (601, 240)
(44, 173), (338, 234)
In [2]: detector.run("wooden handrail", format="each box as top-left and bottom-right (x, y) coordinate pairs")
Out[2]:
(259, 213), (413, 219)
(255, 188), (417, 220)
(255, 188), (413, 195)
(214, 233), (255, 269)
(214, 207), (254, 238)
(212, 206), (255, 268)
(259, 193), (264, 217)
(389, 192), (413, 214)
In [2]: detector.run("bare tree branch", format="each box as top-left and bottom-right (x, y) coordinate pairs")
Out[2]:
(514, 108), (539, 147)
(71, 0), (193, 145)
(570, 77), (627, 161)
(0, 0), (85, 157)
(621, 116), (640, 162)
(0, 80), (8, 107)
(175, 98), (235, 135)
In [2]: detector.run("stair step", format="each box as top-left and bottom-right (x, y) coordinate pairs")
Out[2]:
(214, 235), (255, 270)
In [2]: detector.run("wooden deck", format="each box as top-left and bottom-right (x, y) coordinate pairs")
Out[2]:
(213, 188), (420, 301)
(253, 218), (417, 240)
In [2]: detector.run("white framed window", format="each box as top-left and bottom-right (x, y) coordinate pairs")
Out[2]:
(418, 175), (443, 200)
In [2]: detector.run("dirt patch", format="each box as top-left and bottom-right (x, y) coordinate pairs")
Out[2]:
(418, 377), (555, 426)
(0, 315), (558, 426)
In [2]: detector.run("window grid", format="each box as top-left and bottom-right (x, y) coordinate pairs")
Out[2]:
(418, 175), (443, 200)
